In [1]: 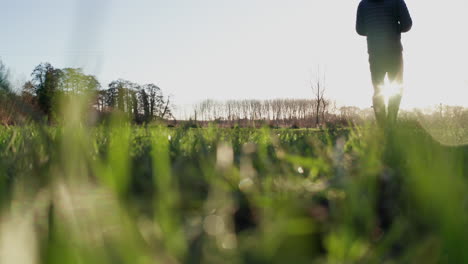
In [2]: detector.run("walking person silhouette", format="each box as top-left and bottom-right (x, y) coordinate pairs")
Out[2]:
(356, 0), (412, 126)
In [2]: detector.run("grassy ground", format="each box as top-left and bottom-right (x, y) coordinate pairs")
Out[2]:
(0, 118), (468, 263)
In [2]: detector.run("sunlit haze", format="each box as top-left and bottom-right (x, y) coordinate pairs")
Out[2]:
(1, 0), (468, 117)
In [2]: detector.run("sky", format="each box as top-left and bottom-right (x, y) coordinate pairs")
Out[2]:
(1, 0), (468, 117)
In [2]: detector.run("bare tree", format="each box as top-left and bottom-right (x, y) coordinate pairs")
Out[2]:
(312, 68), (326, 126)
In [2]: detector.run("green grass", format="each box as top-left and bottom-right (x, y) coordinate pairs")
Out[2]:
(0, 116), (468, 263)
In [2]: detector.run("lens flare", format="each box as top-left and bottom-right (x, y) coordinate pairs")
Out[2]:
(381, 75), (402, 105)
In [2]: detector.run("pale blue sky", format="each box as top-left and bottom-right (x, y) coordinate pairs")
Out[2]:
(2, 0), (468, 116)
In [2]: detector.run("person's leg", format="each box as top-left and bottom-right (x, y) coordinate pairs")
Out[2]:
(387, 53), (404, 125)
(369, 54), (387, 127)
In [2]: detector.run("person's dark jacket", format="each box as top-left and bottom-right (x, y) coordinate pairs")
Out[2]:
(356, 0), (412, 54)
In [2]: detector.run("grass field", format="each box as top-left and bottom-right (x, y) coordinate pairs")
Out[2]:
(1, 117), (468, 263)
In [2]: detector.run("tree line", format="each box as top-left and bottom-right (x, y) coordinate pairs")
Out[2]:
(4, 60), (467, 129)
(186, 71), (370, 128)
(189, 98), (370, 128)
(0, 60), (173, 124)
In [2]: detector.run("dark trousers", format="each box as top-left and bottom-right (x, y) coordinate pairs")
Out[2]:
(369, 51), (404, 126)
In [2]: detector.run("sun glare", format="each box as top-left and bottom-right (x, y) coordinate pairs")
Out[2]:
(381, 74), (403, 106)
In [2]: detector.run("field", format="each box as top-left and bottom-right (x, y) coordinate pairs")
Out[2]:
(1, 118), (468, 264)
